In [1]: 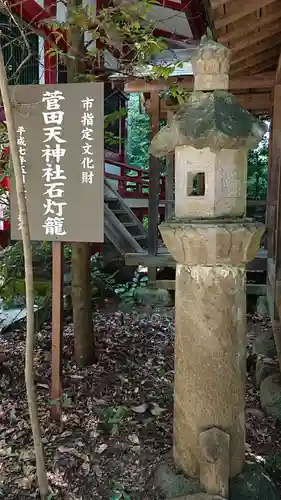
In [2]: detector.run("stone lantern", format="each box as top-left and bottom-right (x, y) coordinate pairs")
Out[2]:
(150, 38), (266, 496)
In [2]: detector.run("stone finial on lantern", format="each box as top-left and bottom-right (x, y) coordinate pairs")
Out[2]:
(192, 38), (231, 91)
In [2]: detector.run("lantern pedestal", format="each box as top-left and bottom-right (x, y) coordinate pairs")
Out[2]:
(160, 219), (264, 479)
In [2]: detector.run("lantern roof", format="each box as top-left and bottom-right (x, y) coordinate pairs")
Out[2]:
(150, 90), (267, 156)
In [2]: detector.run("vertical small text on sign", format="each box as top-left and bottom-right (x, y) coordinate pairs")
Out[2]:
(81, 96), (95, 185)
(17, 125), (27, 230)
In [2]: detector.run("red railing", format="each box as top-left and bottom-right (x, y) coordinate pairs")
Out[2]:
(0, 147), (10, 232)
(104, 151), (166, 199)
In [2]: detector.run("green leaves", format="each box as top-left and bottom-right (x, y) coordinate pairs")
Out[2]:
(247, 134), (268, 200)
(110, 481), (131, 500)
(151, 66), (174, 80)
(126, 93), (150, 171)
(45, 47), (59, 58)
(104, 108), (127, 129)
(167, 84), (190, 105)
(43, 0), (174, 76)
(100, 405), (130, 436)
(110, 491), (131, 500)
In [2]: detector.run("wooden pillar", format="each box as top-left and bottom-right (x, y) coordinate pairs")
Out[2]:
(165, 111), (174, 221)
(269, 84), (281, 371)
(165, 154), (174, 220)
(148, 91), (160, 283)
(271, 86), (281, 275)
(267, 112), (275, 259)
(265, 123), (272, 252)
(274, 88), (281, 279)
(51, 242), (64, 420)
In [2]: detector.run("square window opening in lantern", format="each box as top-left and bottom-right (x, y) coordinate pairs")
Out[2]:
(187, 172), (205, 196)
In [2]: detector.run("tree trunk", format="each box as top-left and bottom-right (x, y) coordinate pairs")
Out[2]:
(72, 242), (94, 366)
(0, 47), (49, 497)
(148, 91), (160, 283)
(67, 0), (95, 366)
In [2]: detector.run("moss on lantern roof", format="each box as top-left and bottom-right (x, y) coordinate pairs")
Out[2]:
(150, 90), (267, 157)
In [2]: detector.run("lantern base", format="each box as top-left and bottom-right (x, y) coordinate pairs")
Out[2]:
(151, 452), (279, 500)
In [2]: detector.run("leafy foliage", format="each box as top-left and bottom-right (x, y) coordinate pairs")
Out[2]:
(90, 253), (118, 299)
(264, 453), (281, 481)
(126, 93), (150, 170)
(115, 267), (149, 312)
(161, 86), (191, 105)
(100, 405), (130, 436)
(150, 61), (186, 82)
(0, 241), (68, 309)
(0, 241), (70, 280)
(247, 135), (268, 200)
(105, 107), (127, 149)
(126, 93), (167, 176)
(115, 267), (147, 295)
(0, 243), (117, 309)
(110, 483), (131, 500)
(47, 0), (173, 79)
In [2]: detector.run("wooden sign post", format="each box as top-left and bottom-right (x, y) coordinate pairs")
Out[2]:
(9, 82), (104, 419)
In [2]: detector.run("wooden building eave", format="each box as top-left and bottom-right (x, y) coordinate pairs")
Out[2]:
(124, 72), (276, 93)
(204, 0), (281, 78)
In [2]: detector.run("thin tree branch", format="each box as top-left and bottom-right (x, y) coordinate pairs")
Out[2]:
(0, 36), (49, 500)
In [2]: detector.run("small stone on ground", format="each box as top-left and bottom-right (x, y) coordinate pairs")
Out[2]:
(253, 331), (277, 358)
(256, 356), (279, 387)
(153, 454), (279, 500)
(230, 458), (279, 500)
(153, 455), (201, 498)
(260, 374), (281, 420)
(256, 296), (268, 316)
(134, 287), (172, 306)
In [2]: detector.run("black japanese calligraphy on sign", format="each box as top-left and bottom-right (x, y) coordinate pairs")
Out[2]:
(10, 83), (104, 242)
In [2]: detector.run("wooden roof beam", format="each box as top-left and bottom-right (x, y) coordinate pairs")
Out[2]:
(210, 0), (234, 10)
(231, 35), (281, 66)
(249, 58), (277, 76)
(214, 0), (277, 30)
(230, 21), (281, 54)
(156, 92), (272, 114)
(217, 9), (281, 45)
(234, 58), (278, 77)
(249, 59), (279, 75)
(124, 72), (276, 92)
(231, 47), (281, 74)
(235, 92), (272, 112)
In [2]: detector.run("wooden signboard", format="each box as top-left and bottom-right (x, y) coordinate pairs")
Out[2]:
(9, 82), (104, 242)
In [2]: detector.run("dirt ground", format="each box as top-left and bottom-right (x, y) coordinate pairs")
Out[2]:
(0, 305), (281, 499)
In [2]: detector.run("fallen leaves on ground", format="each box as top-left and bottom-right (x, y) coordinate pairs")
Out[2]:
(0, 307), (280, 499)
(0, 306), (174, 499)
(246, 314), (281, 487)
